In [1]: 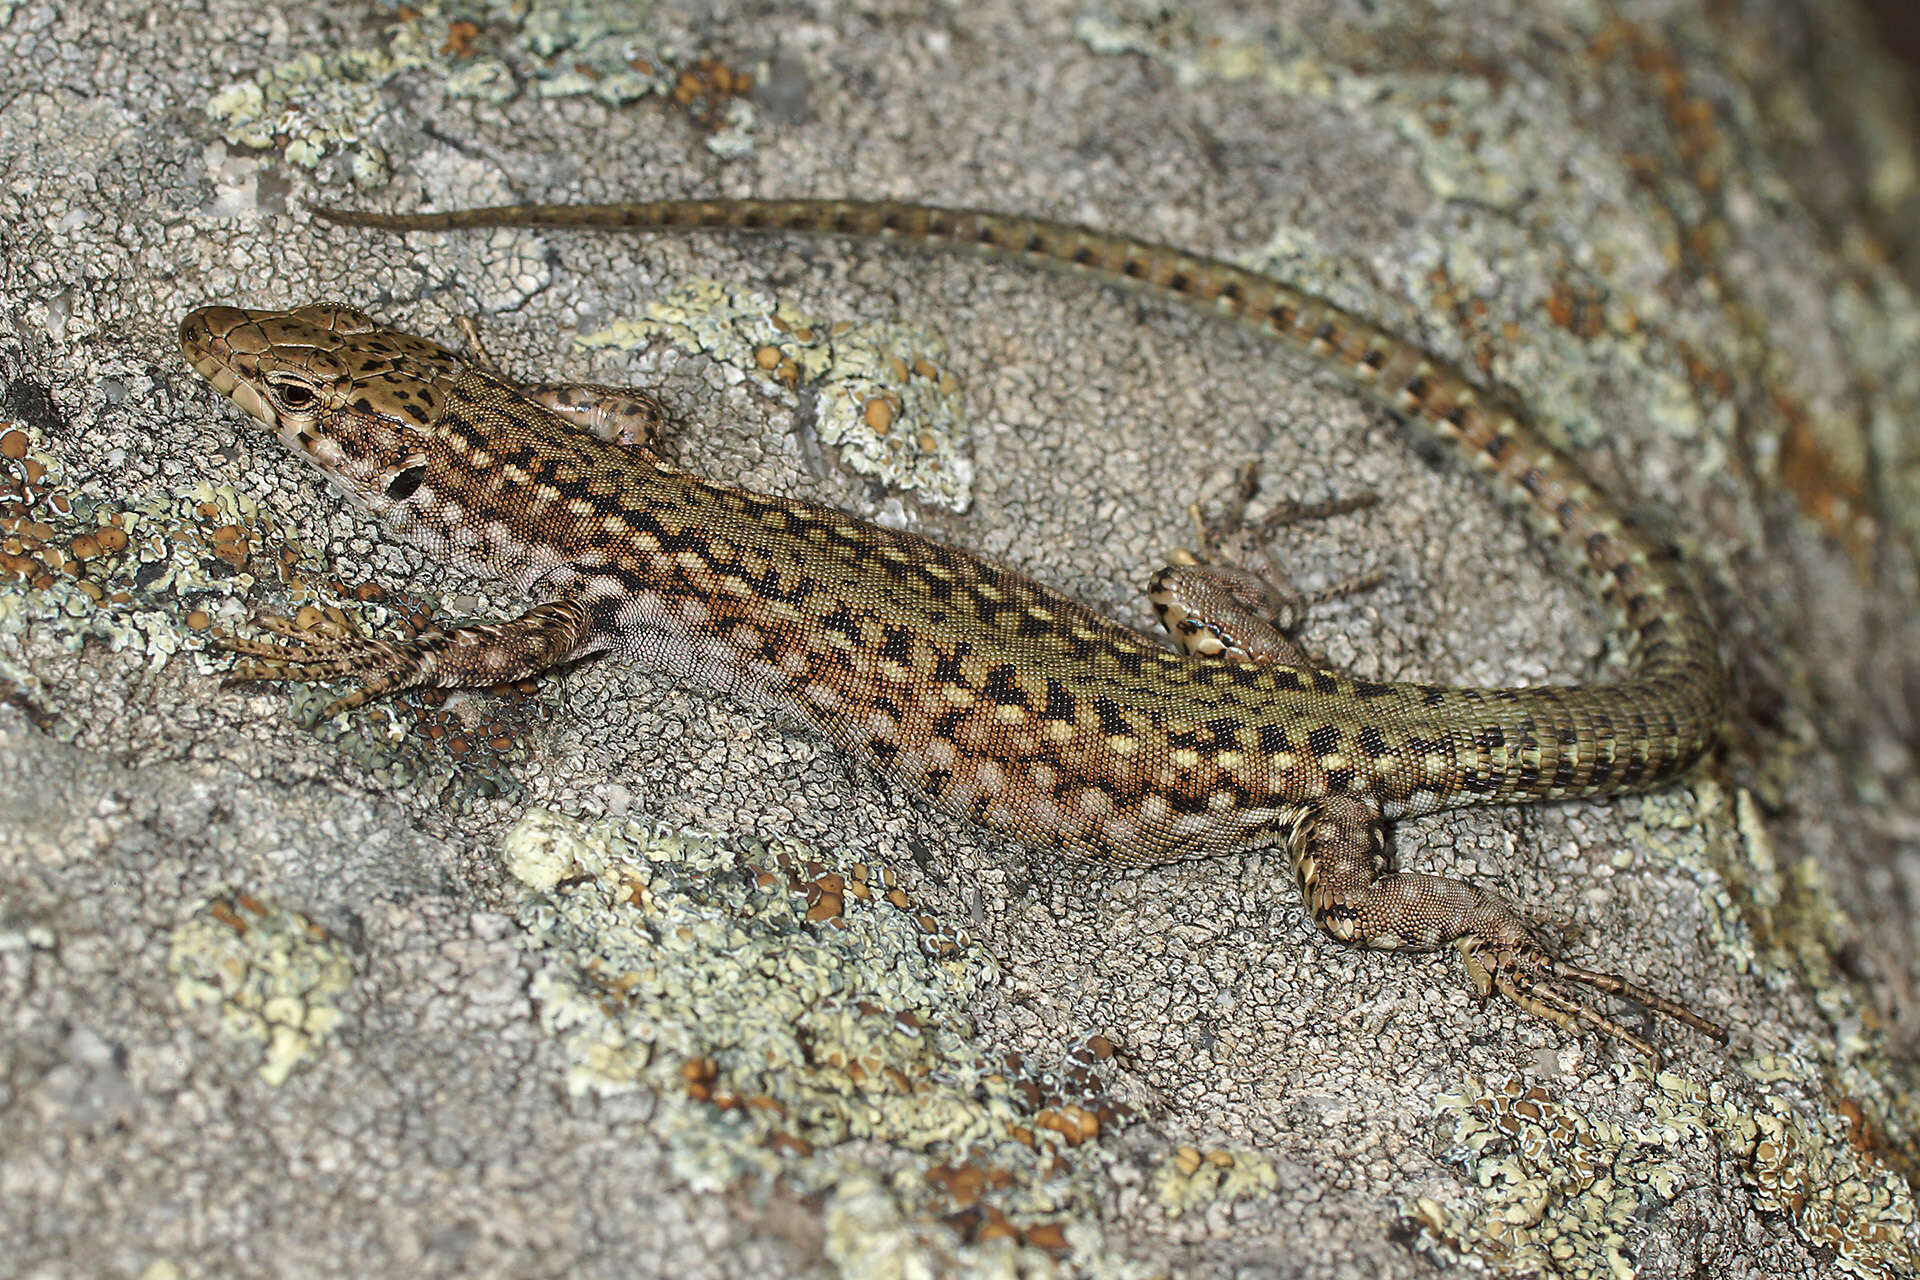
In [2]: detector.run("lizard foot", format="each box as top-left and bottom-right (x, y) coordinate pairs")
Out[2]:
(216, 600), (594, 717)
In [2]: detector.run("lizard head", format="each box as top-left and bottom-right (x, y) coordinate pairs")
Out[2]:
(181, 303), (466, 517)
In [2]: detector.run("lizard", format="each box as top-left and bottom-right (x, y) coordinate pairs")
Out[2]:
(180, 197), (1731, 1057)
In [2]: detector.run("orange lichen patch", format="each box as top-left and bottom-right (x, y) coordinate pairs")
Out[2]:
(1023, 1222), (1069, 1254)
(1676, 342), (1737, 402)
(207, 523), (251, 567)
(0, 426), (27, 460)
(673, 56), (753, 102)
(671, 55), (755, 129)
(208, 899), (252, 933)
(1589, 19), (1878, 566)
(1773, 387), (1873, 559)
(440, 18), (480, 58)
(926, 1161), (1017, 1210)
(681, 1055), (719, 1102)
(767, 1130), (812, 1157)
(1545, 280), (1608, 340)
(844, 863), (873, 901)
(804, 871), (845, 922)
(1033, 1104), (1101, 1146)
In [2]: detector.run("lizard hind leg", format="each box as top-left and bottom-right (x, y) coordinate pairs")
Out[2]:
(1289, 794), (1727, 1056)
(1149, 461), (1380, 666)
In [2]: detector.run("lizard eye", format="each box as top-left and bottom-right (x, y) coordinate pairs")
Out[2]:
(265, 374), (320, 411)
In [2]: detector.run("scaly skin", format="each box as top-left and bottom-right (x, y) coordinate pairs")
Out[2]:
(180, 197), (1730, 1054)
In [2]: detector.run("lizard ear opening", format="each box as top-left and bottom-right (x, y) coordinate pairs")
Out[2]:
(385, 463), (428, 502)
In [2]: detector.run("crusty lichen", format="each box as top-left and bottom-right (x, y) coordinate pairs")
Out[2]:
(1151, 1146), (1279, 1220)
(169, 892), (356, 1086)
(579, 280), (975, 509)
(502, 807), (1153, 1274)
(203, 2), (679, 182)
(1413, 1064), (1920, 1278)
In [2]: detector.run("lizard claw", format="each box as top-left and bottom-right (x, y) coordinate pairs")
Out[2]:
(1460, 939), (1728, 1059)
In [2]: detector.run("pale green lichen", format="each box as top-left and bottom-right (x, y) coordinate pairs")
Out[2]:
(1716, 1074), (1917, 1276)
(1618, 783), (1752, 978)
(502, 807), (1150, 1276)
(579, 280), (975, 509)
(206, 50), (418, 183)
(1413, 1071), (1716, 1278)
(169, 893), (355, 1086)
(1415, 1064), (1920, 1278)
(0, 413), (522, 803)
(204, 2), (682, 182)
(1150, 1148), (1279, 1220)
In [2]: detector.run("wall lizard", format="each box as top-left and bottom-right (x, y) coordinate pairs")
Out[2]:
(180, 197), (1729, 1056)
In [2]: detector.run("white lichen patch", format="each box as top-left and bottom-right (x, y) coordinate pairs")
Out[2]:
(169, 892), (355, 1086)
(502, 807), (1146, 1274)
(1150, 1147), (1279, 1220)
(578, 279), (975, 510)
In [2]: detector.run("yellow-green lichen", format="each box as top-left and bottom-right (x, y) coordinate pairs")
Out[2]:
(1412, 1071), (1714, 1278)
(501, 808), (1145, 1274)
(205, 3), (681, 182)
(1718, 1088), (1916, 1275)
(206, 49), (421, 184)
(169, 893), (355, 1086)
(0, 426), (524, 803)
(1151, 1147), (1279, 1220)
(1617, 783), (1751, 978)
(1415, 1064), (1920, 1278)
(579, 280), (975, 509)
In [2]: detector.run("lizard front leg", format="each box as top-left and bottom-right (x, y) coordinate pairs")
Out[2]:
(1149, 462), (1379, 667)
(218, 599), (596, 717)
(517, 382), (673, 450)
(451, 316), (676, 451)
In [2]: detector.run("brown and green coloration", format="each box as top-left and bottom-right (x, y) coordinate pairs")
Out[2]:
(181, 198), (1729, 1055)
